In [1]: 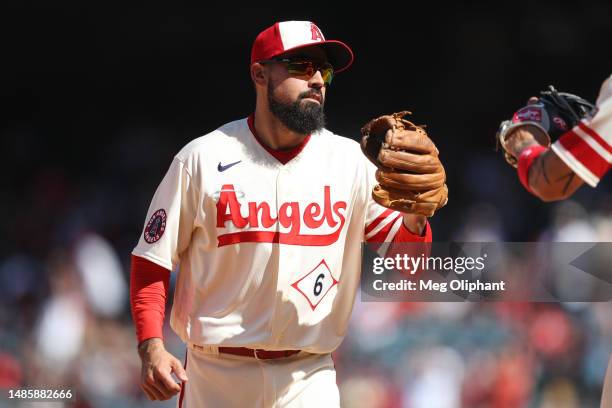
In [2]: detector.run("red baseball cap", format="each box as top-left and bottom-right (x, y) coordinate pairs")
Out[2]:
(251, 21), (354, 73)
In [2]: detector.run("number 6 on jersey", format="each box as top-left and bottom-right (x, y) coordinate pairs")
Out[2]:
(291, 259), (338, 311)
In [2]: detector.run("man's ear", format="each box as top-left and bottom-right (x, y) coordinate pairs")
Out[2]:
(250, 63), (267, 87)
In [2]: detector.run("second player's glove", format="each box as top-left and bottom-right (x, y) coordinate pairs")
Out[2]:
(497, 85), (596, 167)
(361, 111), (448, 217)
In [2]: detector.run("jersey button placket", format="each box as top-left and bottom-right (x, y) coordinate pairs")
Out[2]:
(276, 166), (293, 270)
(272, 167), (292, 341)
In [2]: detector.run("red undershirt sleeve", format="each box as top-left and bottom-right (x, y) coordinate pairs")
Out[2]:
(392, 220), (432, 243)
(130, 254), (171, 344)
(382, 220), (432, 274)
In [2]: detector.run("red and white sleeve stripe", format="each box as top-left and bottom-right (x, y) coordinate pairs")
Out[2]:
(364, 208), (432, 243)
(364, 208), (403, 242)
(551, 120), (611, 187)
(550, 77), (612, 187)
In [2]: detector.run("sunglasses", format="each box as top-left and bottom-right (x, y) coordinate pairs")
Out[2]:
(261, 58), (334, 87)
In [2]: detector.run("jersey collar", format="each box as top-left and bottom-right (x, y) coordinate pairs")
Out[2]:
(247, 114), (311, 165)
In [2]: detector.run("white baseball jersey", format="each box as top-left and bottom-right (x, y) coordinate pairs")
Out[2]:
(132, 115), (417, 354)
(551, 75), (612, 187)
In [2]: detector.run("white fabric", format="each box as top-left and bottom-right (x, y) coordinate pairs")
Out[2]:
(133, 118), (402, 353)
(551, 75), (612, 186)
(179, 345), (339, 408)
(278, 21), (325, 51)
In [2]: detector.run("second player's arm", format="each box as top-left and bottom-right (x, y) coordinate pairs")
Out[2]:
(505, 126), (584, 201)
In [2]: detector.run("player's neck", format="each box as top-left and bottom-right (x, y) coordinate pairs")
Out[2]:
(254, 108), (308, 151)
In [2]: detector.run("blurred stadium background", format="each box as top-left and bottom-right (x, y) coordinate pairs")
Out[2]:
(2, 2), (612, 407)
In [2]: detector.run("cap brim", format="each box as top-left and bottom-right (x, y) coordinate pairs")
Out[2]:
(277, 40), (354, 73)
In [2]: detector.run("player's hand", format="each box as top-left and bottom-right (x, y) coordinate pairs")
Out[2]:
(500, 97), (549, 161)
(137, 338), (188, 401)
(503, 124), (548, 159)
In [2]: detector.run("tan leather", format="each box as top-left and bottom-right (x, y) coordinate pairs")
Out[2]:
(361, 111), (448, 217)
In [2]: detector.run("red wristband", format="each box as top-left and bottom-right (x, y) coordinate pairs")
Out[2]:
(517, 145), (548, 194)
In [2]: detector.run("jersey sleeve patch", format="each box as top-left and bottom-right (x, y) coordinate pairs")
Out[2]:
(143, 209), (167, 244)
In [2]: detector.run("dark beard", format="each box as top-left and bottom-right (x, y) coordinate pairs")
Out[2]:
(267, 82), (326, 135)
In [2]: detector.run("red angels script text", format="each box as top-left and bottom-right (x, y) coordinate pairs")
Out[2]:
(216, 185), (347, 247)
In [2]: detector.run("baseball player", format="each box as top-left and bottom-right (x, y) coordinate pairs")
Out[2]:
(497, 75), (611, 200)
(497, 76), (611, 408)
(130, 21), (447, 407)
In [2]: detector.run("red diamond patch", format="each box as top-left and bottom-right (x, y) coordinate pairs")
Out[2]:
(291, 259), (338, 311)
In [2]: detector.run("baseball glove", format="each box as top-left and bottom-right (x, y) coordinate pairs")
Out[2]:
(361, 111), (448, 217)
(497, 85), (596, 167)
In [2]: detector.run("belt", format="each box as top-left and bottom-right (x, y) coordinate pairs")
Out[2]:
(217, 347), (301, 360)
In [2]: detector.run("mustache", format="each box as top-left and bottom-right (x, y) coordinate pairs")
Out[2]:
(298, 90), (324, 102)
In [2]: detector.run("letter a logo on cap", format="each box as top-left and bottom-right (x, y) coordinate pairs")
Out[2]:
(251, 21), (354, 73)
(310, 23), (324, 42)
